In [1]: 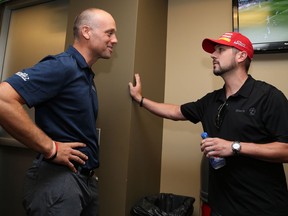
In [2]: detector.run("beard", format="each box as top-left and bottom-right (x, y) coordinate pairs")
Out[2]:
(213, 60), (237, 76)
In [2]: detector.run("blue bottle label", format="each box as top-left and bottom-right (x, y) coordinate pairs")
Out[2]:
(201, 132), (226, 169)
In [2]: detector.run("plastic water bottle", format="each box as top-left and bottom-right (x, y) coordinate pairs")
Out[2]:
(201, 132), (226, 169)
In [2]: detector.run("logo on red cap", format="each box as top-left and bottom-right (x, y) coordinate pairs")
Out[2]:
(202, 32), (254, 59)
(234, 40), (246, 48)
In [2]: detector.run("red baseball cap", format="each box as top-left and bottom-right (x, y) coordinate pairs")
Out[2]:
(202, 32), (254, 59)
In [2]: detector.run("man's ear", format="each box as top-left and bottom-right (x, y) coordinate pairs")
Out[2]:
(81, 26), (91, 40)
(237, 51), (248, 63)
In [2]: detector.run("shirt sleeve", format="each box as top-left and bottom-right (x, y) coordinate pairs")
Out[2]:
(180, 102), (201, 123)
(180, 91), (218, 124)
(5, 55), (69, 107)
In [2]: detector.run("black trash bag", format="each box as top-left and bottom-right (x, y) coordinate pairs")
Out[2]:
(131, 193), (195, 216)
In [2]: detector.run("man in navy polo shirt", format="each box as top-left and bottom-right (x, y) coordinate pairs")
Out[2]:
(128, 32), (288, 216)
(0, 8), (117, 216)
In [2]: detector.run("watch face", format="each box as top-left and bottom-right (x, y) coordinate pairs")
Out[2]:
(232, 142), (241, 155)
(233, 143), (240, 150)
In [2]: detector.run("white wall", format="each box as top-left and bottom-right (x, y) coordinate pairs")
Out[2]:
(162, 0), (288, 215)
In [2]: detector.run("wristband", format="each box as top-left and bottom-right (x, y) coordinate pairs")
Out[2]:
(140, 96), (144, 107)
(45, 141), (58, 161)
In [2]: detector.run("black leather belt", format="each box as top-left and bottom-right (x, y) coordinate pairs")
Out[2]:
(78, 167), (95, 177)
(74, 162), (95, 177)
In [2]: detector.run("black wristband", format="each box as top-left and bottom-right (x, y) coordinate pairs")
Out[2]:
(46, 151), (57, 161)
(45, 141), (58, 161)
(140, 96), (144, 107)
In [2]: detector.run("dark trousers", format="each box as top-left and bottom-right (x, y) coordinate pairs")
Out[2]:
(23, 158), (99, 216)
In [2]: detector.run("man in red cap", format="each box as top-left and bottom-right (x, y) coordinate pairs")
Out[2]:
(128, 32), (288, 216)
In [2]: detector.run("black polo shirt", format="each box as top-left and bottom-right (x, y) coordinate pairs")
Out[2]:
(6, 46), (99, 169)
(181, 75), (288, 216)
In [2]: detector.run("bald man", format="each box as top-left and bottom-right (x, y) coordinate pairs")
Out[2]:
(0, 8), (117, 216)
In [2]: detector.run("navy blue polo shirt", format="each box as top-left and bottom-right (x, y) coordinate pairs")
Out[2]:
(6, 46), (99, 169)
(181, 75), (288, 215)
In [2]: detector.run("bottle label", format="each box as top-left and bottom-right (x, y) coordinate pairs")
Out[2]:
(201, 132), (226, 169)
(210, 157), (226, 169)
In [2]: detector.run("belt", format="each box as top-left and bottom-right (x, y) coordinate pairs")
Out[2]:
(74, 163), (95, 177)
(41, 154), (94, 177)
(78, 167), (95, 177)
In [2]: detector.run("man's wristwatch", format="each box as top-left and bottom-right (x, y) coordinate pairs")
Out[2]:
(231, 141), (241, 155)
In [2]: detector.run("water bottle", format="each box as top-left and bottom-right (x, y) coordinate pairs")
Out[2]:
(201, 132), (226, 169)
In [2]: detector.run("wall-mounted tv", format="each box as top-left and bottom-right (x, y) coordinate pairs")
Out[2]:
(232, 0), (288, 54)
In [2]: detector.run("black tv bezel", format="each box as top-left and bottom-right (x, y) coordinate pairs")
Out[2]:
(232, 0), (288, 54)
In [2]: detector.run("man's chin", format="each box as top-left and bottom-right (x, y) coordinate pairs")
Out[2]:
(101, 55), (111, 60)
(213, 70), (221, 76)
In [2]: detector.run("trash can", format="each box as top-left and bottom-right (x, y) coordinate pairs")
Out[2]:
(130, 193), (195, 216)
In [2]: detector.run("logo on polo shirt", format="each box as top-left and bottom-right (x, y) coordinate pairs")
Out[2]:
(16, 71), (29, 81)
(249, 107), (256, 116)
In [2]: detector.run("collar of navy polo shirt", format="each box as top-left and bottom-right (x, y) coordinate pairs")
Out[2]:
(66, 45), (92, 72)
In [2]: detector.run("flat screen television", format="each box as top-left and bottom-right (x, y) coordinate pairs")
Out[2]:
(232, 0), (288, 54)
